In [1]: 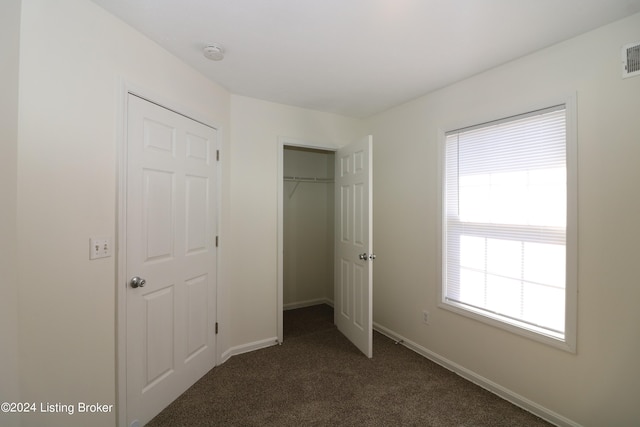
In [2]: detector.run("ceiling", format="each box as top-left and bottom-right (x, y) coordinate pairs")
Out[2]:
(90, 0), (640, 118)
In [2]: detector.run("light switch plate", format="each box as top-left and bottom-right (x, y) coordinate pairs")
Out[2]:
(90, 237), (112, 260)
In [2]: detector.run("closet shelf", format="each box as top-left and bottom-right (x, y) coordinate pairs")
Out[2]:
(284, 176), (334, 198)
(284, 176), (334, 183)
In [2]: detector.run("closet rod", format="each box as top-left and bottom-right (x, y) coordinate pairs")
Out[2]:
(285, 176), (334, 198)
(284, 176), (334, 183)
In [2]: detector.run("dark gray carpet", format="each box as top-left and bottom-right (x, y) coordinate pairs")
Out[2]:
(147, 304), (551, 426)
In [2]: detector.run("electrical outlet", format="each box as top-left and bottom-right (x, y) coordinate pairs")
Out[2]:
(90, 237), (112, 260)
(423, 310), (430, 325)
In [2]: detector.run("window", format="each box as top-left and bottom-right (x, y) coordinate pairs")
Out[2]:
(441, 102), (576, 351)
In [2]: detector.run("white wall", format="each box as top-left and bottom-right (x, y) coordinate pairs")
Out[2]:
(16, 1), (231, 426)
(228, 95), (361, 349)
(0, 1), (22, 426)
(365, 13), (640, 427)
(283, 148), (335, 308)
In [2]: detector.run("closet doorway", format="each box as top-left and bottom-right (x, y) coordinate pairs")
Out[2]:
(277, 140), (336, 342)
(277, 136), (374, 357)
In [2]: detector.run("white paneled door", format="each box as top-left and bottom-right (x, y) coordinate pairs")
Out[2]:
(335, 136), (373, 358)
(126, 95), (218, 427)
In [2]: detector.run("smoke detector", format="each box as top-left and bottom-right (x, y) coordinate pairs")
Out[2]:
(203, 44), (224, 61)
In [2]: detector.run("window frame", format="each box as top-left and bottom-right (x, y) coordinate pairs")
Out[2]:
(437, 95), (578, 353)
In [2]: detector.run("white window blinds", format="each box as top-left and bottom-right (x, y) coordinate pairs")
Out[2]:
(443, 105), (567, 339)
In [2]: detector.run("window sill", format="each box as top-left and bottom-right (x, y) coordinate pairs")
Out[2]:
(438, 300), (576, 353)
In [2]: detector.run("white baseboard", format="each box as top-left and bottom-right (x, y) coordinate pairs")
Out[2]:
(219, 337), (279, 364)
(283, 298), (333, 310)
(372, 322), (581, 427)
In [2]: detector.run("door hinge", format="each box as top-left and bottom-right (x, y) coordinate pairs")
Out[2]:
(215, 322), (219, 334)
(216, 150), (220, 161)
(215, 236), (219, 247)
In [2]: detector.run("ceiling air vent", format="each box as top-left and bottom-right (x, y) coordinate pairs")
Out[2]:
(622, 41), (640, 78)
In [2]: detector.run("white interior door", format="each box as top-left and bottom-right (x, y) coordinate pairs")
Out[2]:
(126, 94), (218, 427)
(335, 135), (373, 358)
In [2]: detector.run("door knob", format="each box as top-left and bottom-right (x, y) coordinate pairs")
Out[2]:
(129, 276), (146, 288)
(359, 253), (368, 260)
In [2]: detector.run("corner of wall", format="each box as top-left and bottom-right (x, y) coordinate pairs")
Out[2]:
(0, 0), (22, 426)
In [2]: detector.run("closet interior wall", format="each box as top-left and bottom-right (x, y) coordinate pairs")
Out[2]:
(283, 146), (335, 309)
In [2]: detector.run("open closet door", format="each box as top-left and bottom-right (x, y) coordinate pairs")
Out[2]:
(335, 135), (373, 358)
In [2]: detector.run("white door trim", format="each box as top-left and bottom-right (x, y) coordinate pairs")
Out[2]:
(116, 80), (222, 427)
(276, 137), (337, 343)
